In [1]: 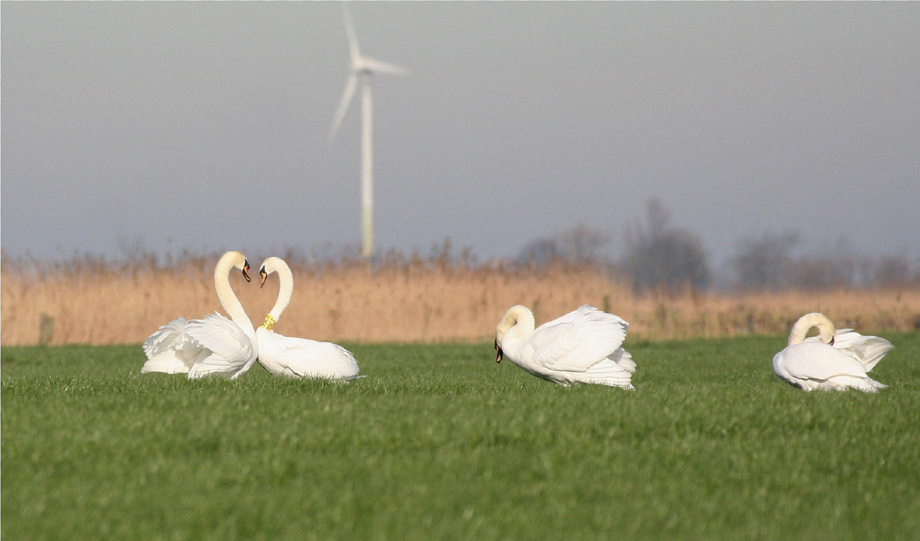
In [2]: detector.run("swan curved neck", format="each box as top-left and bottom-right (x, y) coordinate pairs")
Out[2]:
(267, 260), (295, 323)
(497, 306), (536, 344)
(215, 253), (255, 340)
(788, 312), (835, 346)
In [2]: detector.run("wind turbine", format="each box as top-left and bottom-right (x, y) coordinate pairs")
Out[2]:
(329, 4), (409, 262)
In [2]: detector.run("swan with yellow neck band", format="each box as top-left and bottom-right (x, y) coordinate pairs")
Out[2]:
(142, 251), (259, 379)
(255, 256), (361, 380)
(260, 314), (276, 331)
(771, 312), (892, 392)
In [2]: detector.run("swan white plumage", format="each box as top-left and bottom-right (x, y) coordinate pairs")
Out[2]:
(255, 256), (360, 380)
(141, 251), (259, 379)
(494, 304), (636, 389)
(772, 312), (892, 392)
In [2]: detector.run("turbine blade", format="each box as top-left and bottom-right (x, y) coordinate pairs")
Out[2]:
(363, 56), (410, 76)
(343, 3), (360, 66)
(329, 74), (358, 143)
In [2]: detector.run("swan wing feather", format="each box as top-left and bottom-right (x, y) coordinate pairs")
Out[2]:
(531, 305), (628, 373)
(776, 342), (870, 381)
(143, 317), (189, 358)
(142, 317), (206, 373)
(184, 313), (256, 373)
(803, 330), (894, 371)
(261, 331), (360, 379)
(831, 331), (894, 372)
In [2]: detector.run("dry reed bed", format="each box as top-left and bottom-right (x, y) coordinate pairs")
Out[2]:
(3, 259), (919, 346)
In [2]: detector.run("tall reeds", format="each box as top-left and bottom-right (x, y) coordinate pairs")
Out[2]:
(2, 251), (918, 346)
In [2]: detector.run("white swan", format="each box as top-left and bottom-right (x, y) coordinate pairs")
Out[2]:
(142, 251), (259, 380)
(772, 312), (892, 392)
(494, 304), (636, 389)
(254, 256), (360, 380)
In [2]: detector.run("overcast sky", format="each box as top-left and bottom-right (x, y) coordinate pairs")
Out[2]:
(3, 2), (919, 268)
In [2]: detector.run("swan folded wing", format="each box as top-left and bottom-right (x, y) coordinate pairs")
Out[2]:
(184, 313), (256, 374)
(269, 335), (359, 379)
(531, 306), (628, 373)
(323, 344), (361, 378)
(779, 343), (871, 382)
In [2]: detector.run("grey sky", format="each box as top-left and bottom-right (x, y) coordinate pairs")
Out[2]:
(3, 2), (919, 268)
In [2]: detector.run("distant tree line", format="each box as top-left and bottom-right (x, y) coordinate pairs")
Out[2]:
(730, 232), (920, 290)
(517, 198), (711, 293)
(516, 198), (920, 292)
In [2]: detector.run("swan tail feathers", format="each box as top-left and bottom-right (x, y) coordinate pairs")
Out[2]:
(581, 356), (635, 389)
(610, 348), (636, 374)
(140, 354), (191, 375)
(143, 317), (189, 359)
(818, 374), (888, 393)
(832, 332), (894, 372)
(855, 337), (894, 372)
(142, 317), (199, 374)
(187, 355), (236, 379)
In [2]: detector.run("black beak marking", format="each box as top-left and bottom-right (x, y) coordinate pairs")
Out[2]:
(242, 260), (252, 283)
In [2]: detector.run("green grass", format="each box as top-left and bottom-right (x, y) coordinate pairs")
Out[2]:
(3, 334), (920, 540)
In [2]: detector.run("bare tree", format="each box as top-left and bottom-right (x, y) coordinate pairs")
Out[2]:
(516, 224), (611, 267)
(730, 233), (920, 290)
(872, 254), (918, 288)
(731, 231), (799, 290)
(559, 224), (611, 264)
(623, 199), (710, 293)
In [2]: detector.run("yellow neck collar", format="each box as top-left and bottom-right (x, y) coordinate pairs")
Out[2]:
(260, 314), (276, 331)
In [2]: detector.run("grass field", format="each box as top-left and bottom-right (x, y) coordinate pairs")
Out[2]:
(3, 335), (920, 540)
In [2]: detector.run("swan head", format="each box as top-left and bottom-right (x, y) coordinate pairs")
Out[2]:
(258, 256), (285, 288)
(220, 251), (251, 282)
(788, 312), (836, 346)
(494, 305), (534, 363)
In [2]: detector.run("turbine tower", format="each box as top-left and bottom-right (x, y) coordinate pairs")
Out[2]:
(329, 4), (409, 262)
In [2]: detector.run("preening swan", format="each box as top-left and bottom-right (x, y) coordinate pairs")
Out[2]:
(255, 257), (360, 380)
(142, 251), (259, 379)
(772, 312), (892, 392)
(494, 304), (636, 389)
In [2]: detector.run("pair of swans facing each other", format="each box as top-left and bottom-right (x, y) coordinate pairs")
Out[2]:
(772, 312), (893, 393)
(142, 252), (359, 381)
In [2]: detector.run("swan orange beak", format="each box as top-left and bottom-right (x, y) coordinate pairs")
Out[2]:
(259, 267), (268, 289)
(495, 340), (503, 363)
(242, 261), (252, 283)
